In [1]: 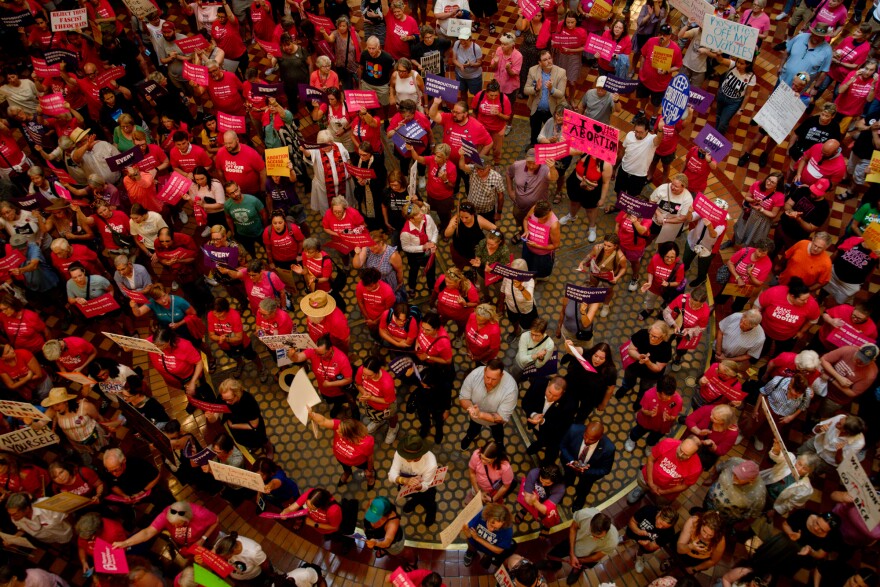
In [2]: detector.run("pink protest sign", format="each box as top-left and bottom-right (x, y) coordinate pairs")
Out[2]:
(586, 33), (614, 61)
(182, 61), (210, 86)
(32, 58), (61, 79)
(344, 162), (377, 180)
(120, 286), (149, 304)
(157, 172), (192, 205)
(336, 230), (376, 249)
(217, 112), (246, 133)
(390, 568), (417, 587)
(827, 323), (875, 348)
(94, 538), (128, 574)
(0, 249), (25, 273)
(562, 109), (619, 164)
(566, 341), (598, 373)
(257, 39), (281, 57)
(552, 31), (581, 48)
(519, 0), (539, 19)
(95, 66), (125, 88)
(534, 142), (570, 164)
(344, 90), (380, 110)
(45, 160), (75, 185)
(175, 34), (210, 54)
(39, 94), (67, 116)
(706, 376), (747, 402)
(186, 397), (231, 413)
(259, 509), (308, 519)
(619, 341), (634, 369)
(692, 193), (727, 225)
(307, 13), (334, 33)
(76, 293), (121, 318)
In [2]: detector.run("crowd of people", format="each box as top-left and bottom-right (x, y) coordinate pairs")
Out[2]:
(0, 0), (878, 585)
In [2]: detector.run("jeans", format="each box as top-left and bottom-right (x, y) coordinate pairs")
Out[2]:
(781, 0), (796, 14)
(612, 54), (630, 79)
(682, 241), (713, 286)
(715, 93), (743, 135)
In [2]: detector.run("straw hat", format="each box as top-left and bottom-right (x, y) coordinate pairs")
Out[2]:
(300, 290), (336, 318)
(69, 127), (91, 144)
(41, 387), (77, 407)
(44, 199), (71, 212)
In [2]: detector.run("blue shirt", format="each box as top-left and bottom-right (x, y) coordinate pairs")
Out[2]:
(467, 512), (514, 555)
(780, 34), (832, 87)
(147, 295), (190, 326)
(538, 70), (551, 112)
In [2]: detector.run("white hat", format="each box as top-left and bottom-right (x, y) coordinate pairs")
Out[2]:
(596, 76), (608, 88)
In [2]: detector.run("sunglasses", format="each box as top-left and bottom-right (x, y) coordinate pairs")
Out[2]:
(169, 508), (187, 516)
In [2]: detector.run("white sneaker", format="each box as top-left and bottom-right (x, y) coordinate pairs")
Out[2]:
(736, 433), (743, 445)
(265, 66), (277, 75)
(753, 437), (765, 451)
(201, 226), (212, 237)
(366, 420), (381, 434)
(588, 226), (597, 242)
(559, 213), (574, 225)
(624, 438), (636, 452)
(774, 11), (788, 19)
(634, 556), (645, 574)
(504, 125), (513, 136)
(384, 425), (399, 445)
(628, 279), (638, 292)
(179, 210), (189, 224)
(171, 281), (179, 291)
(205, 277), (218, 286)
(600, 305), (610, 318)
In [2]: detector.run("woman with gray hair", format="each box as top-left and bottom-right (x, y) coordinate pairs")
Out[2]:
(75, 512), (128, 575)
(464, 303), (502, 363)
(301, 129), (352, 214)
(320, 15), (360, 89)
(499, 257), (536, 338)
(113, 500), (219, 552)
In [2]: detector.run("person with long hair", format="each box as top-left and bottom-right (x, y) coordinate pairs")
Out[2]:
(471, 80), (512, 165)
(467, 440), (514, 504)
(674, 511), (726, 575)
(40, 387), (114, 455)
(432, 266), (479, 334)
(0, 343), (52, 403)
(552, 12), (586, 101)
(577, 234), (627, 319)
(714, 238), (775, 315)
(596, 19), (631, 78)
(445, 201), (496, 270)
(312, 87), (354, 152)
(148, 327), (215, 408)
(728, 172), (784, 248)
(411, 311), (453, 444)
(714, 56), (757, 136)
(281, 487), (343, 534)
(563, 148), (614, 242)
(254, 457), (300, 508)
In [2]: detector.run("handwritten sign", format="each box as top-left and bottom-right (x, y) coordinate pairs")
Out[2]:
(534, 142), (570, 164)
(439, 491), (483, 548)
(562, 109), (619, 165)
(0, 532), (34, 549)
(183, 62), (210, 86)
(837, 453), (880, 530)
(446, 18), (472, 37)
(669, 0), (714, 24)
(0, 400), (49, 422)
(106, 146), (144, 172)
(616, 193), (658, 217)
(585, 34), (614, 61)
(217, 112), (246, 133)
(589, 0), (612, 19)
(603, 75), (639, 94)
(661, 73), (690, 126)
(0, 426), (60, 452)
(209, 460), (266, 492)
(344, 90), (380, 110)
(688, 86), (714, 114)
(398, 466), (447, 498)
(95, 538), (129, 574)
(564, 284), (610, 303)
(103, 332), (164, 354)
(495, 566), (515, 587)
(298, 84), (327, 104)
(753, 81), (807, 144)
(344, 162), (377, 180)
(288, 368), (322, 425)
(50, 8), (87, 31)
(259, 333), (315, 351)
(826, 323), (875, 348)
(702, 13), (760, 61)
(157, 171), (192, 205)
(265, 146), (290, 177)
(519, 0), (539, 19)
(425, 72), (460, 103)
(692, 193), (728, 225)
(34, 492), (93, 514)
(121, 0), (155, 19)
(38, 94), (68, 116)
(695, 123), (732, 161)
(651, 45), (674, 71)
(175, 34), (209, 53)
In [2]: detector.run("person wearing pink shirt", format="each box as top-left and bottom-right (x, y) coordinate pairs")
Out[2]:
(288, 334), (358, 418)
(211, 4), (249, 77)
(823, 24), (872, 96)
(490, 33), (522, 136)
(715, 239), (774, 314)
(835, 62), (877, 132)
(356, 268), (396, 336)
(465, 304), (502, 363)
(596, 19), (632, 79)
(355, 356), (399, 444)
(471, 82), (513, 166)
(738, 0), (771, 47)
(200, 62), (246, 116)
(384, 1), (419, 59)
(812, 302), (877, 353)
(427, 96), (492, 196)
(170, 132), (214, 179)
(300, 290), (351, 351)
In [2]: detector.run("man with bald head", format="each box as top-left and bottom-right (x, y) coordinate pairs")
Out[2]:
(559, 420), (616, 510)
(628, 436), (702, 505)
(794, 138), (846, 194)
(214, 130), (266, 196)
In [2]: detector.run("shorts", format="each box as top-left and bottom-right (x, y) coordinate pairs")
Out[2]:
(848, 152), (870, 186)
(360, 80), (391, 106)
(788, 2), (815, 28)
(622, 245), (646, 263)
(652, 151), (676, 166)
(636, 82), (663, 106)
(614, 168), (649, 199)
(457, 74), (483, 97)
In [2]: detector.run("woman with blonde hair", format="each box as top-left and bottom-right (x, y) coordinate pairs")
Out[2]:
(465, 303), (502, 363)
(308, 410), (376, 488)
(499, 257), (536, 338)
(112, 113), (149, 152)
(462, 503), (515, 570)
(432, 266), (479, 334)
(352, 229), (405, 294)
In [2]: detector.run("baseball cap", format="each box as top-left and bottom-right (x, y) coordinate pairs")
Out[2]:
(857, 344), (879, 363)
(596, 75), (607, 89)
(659, 24), (672, 35)
(458, 28), (471, 40)
(733, 460), (760, 482)
(525, 148), (536, 162)
(809, 178), (830, 196)
(365, 497), (392, 524)
(161, 21), (175, 34)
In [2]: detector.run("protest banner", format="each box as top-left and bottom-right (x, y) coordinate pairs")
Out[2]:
(837, 453), (880, 530)
(103, 332), (164, 354)
(259, 509), (308, 519)
(106, 146), (144, 172)
(0, 532), (35, 549)
(615, 192), (658, 217)
(759, 396), (799, 478)
(495, 566), (515, 587)
(175, 35), (210, 53)
(38, 94), (68, 117)
(445, 18), (471, 37)
(31, 57), (61, 79)
(651, 46), (674, 70)
(259, 333), (315, 351)
(0, 400), (50, 421)
(156, 171), (192, 205)
(564, 284), (610, 303)
(336, 229), (376, 249)
(256, 39), (281, 57)
(217, 112), (246, 133)
(306, 12), (334, 33)
(519, 0), (539, 19)
(76, 294), (120, 318)
(116, 397), (177, 463)
(589, 0), (612, 19)
(194, 564), (231, 587)
(265, 146), (290, 177)
(701, 13), (760, 61)
(862, 222), (880, 249)
(695, 124), (732, 161)
(34, 492), (93, 514)
(58, 371), (97, 386)
(534, 142), (570, 164)
(866, 151), (880, 183)
(182, 62), (210, 86)
(753, 81), (807, 144)
(181, 546), (233, 577)
(566, 341), (599, 373)
(552, 31), (582, 48)
(344, 162), (377, 180)
(288, 368), (322, 425)
(344, 90), (380, 110)
(99, 382), (124, 396)
(669, 0), (714, 23)
(398, 466), (447, 499)
(94, 538), (129, 574)
(687, 86), (714, 114)
(705, 376), (747, 402)
(390, 568), (417, 587)
(521, 355), (558, 378)
(137, 79), (167, 99)
(692, 193), (728, 225)
(826, 323), (875, 348)
(425, 72), (459, 103)
(562, 109), (619, 164)
(661, 74), (690, 126)
(209, 460), (267, 492)
(120, 286), (149, 304)
(460, 139), (484, 166)
(183, 440), (217, 467)
(1, 11), (34, 28)
(298, 84), (328, 104)
(0, 426), (60, 453)
(439, 491), (484, 547)
(585, 34), (614, 61)
(95, 66), (126, 88)
(50, 8), (87, 31)
(122, 0), (155, 19)
(187, 397), (231, 414)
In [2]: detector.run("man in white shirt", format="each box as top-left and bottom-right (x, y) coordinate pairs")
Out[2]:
(715, 310), (766, 365)
(6, 493), (74, 545)
(388, 433), (440, 526)
(614, 116), (662, 203)
(459, 358), (518, 450)
(799, 414), (866, 475)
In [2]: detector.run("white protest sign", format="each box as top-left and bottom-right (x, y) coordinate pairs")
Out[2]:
(0, 426), (60, 453)
(50, 8), (87, 31)
(439, 491), (483, 548)
(753, 81), (807, 144)
(701, 14), (760, 62)
(495, 566), (515, 587)
(445, 18), (472, 38)
(288, 368), (322, 425)
(208, 460), (266, 492)
(759, 397), (799, 480)
(0, 532), (35, 549)
(837, 453), (880, 530)
(398, 466), (448, 499)
(103, 332), (164, 355)
(121, 0), (155, 19)
(258, 333), (316, 351)
(0, 400), (50, 422)
(669, 0), (713, 24)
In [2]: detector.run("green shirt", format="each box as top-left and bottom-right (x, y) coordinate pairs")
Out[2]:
(852, 203), (880, 233)
(224, 194), (265, 238)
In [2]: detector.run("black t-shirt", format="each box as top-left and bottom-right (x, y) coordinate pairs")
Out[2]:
(787, 510), (840, 555)
(279, 47), (312, 88)
(223, 391), (268, 448)
(630, 505), (676, 547)
(359, 50), (395, 86)
(107, 456), (159, 496)
(380, 187), (412, 230)
(852, 126), (878, 160)
(833, 241), (879, 284)
(628, 328), (673, 377)
(361, 0), (384, 25)
(780, 187), (830, 242)
(324, 0), (350, 23)
(410, 38), (452, 76)
(790, 116), (842, 160)
(137, 397), (171, 425)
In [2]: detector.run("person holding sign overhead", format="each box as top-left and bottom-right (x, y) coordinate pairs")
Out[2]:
(635, 24), (681, 117)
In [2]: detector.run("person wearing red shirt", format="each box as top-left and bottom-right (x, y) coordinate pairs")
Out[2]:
(596, 20), (632, 77)
(624, 375), (683, 450)
(293, 239), (337, 296)
(355, 357), (399, 444)
(262, 211), (305, 293)
(282, 487), (343, 534)
(211, 4), (249, 77)
(794, 139), (847, 193)
(300, 291), (350, 351)
(684, 404), (739, 472)
(754, 279), (821, 355)
(714, 239), (775, 314)
(681, 146), (717, 195)
(308, 411), (376, 488)
(202, 63), (246, 116)
(50, 240), (104, 281)
(357, 269), (396, 336)
(0, 345), (51, 402)
(386, 101), (431, 173)
(132, 134), (170, 177)
(207, 297), (268, 381)
(255, 297), (293, 336)
(62, 63), (132, 121)
(288, 334), (358, 418)
(148, 328), (213, 406)
(348, 107), (383, 154)
(813, 302), (877, 353)
(409, 144), (458, 230)
(26, 15), (58, 51)
(378, 303), (419, 350)
(834, 64), (877, 127)
(615, 209), (653, 286)
(123, 167), (164, 214)
(427, 97), (492, 195)
(629, 436), (701, 504)
(42, 336), (97, 373)
(412, 311), (454, 443)
(384, 2), (420, 59)
(153, 227), (203, 299)
(662, 288), (711, 368)
(89, 202), (131, 259)
(322, 200), (367, 256)
(76, 513), (128, 575)
(433, 267), (480, 331)
(250, 0), (276, 42)
(215, 131), (266, 196)
(639, 241), (685, 321)
(170, 131), (214, 179)
(471, 82), (513, 165)
(0, 296), (49, 354)
(465, 305), (502, 363)
(695, 361), (745, 408)
(85, 0), (124, 37)
(229, 260), (287, 315)
(636, 25), (682, 117)
(49, 461), (104, 498)
(763, 350), (823, 395)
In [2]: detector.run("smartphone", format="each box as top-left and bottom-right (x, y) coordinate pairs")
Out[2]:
(697, 150), (706, 160)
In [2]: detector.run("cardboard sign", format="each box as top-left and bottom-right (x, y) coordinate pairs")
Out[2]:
(398, 466), (447, 498)
(0, 426), (60, 452)
(702, 13), (760, 61)
(175, 34), (210, 54)
(589, 0), (612, 18)
(519, 0), (539, 19)
(258, 333), (315, 351)
(692, 193), (728, 225)
(534, 142), (570, 164)
(265, 146), (290, 177)
(183, 62), (210, 86)
(566, 341), (598, 373)
(0, 400), (50, 422)
(695, 123), (732, 161)
(209, 460), (266, 492)
(75, 293), (119, 318)
(298, 84), (328, 104)
(439, 491), (483, 548)
(106, 146), (144, 173)
(306, 12), (334, 33)
(58, 371), (97, 386)
(661, 73), (690, 126)
(390, 568), (418, 587)
(344, 90), (380, 110)
(0, 532), (35, 549)
(38, 94), (68, 117)
(344, 162), (378, 180)
(181, 546), (234, 577)
(50, 8), (87, 31)
(552, 31), (582, 49)
(33, 492), (93, 514)
(121, 0), (155, 19)
(194, 564), (231, 587)
(94, 538), (129, 574)
(217, 112), (246, 133)
(425, 72), (459, 103)
(103, 331), (164, 354)
(31, 58), (62, 79)
(585, 34), (614, 61)
(157, 171), (192, 205)
(120, 286), (149, 304)
(445, 18), (472, 37)
(95, 67), (126, 89)
(837, 453), (880, 530)
(688, 86), (714, 114)
(759, 396), (799, 478)
(564, 284), (610, 303)
(562, 109), (619, 165)
(826, 323), (875, 348)
(616, 192), (658, 217)
(651, 46), (674, 71)
(187, 397), (231, 413)
(288, 368), (322, 425)
(669, 0), (714, 24)
(754, 81), (807, 145)
(705, 376), (746, 402)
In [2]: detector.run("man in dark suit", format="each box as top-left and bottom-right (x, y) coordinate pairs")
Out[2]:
(559, 420), (616, 511)
(523, 376), (574, 464)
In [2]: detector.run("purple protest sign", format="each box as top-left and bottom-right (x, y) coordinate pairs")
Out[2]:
(695, 124), (732, 161)
(585, 34), (614, 61)
(616, 192), (658, 217)
(489, 264), (537, 281)
(687, 86), (714, 114)
(425, 72), (459, 103)
(534, 142), (570, 165)
(1, 11), (33, 28)
(564, 284), (610, 303)
(602, 75), (639, 94)
(692, 193), (728, 225)
(106, 147), (144, 172)
(461, 139), (483, 166)
(344, 89), (380, 110)
(298, 84), (328, 104)
(202, 245), (239, 270)
(792, 195), (815, 215)
(392, 120), (428, 155)
(252, 82), (283, 96)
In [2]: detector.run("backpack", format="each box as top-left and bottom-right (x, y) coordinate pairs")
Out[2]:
(385, 304), (422, 332)
(325, 256), (347, 293)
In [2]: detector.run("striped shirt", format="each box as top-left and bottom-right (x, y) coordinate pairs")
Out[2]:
(718, 313), (766, 360)
(761, 376), (812, 416)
